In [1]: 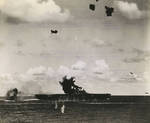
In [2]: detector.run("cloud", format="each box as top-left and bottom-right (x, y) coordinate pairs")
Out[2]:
(0, 0), (70, 22)
(58, 65), (70, 76)
(93, 60), (109, 74)
(71, 61), (87, 70)
(92, 60), (113, 80)
(47, 67), (55, 77)
(117, 48), (124, 53)
(115, 1), (146, 19)
(40, 51), (52, 57)
(5, 16), (24, 24)
(123, 48), (150, 63)
(23, 67), (57, 94)
(85, 38), (111, 48)
(57, 65), (83, 79)
(15, 50), (25, 56)
(119, 72), (144, 83)
(92, 39), (105, 47)
(27, 66), (55, 78)
(143, 72), (150, 82)
(27, 66), (47, 75)
(0, 60), (118, 96)
(132, 48), (145, 55)
(123, 57), (146, 63)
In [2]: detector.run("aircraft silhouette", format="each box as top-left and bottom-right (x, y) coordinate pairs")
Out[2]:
(105, 6), (114, 16)
(51, 30), (58, 34)
(89, 4), (95, 11)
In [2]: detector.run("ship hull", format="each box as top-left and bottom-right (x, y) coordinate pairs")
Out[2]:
(35, 93), (111, 102)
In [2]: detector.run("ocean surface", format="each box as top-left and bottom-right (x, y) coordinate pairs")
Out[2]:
(0, 97), (150, 123)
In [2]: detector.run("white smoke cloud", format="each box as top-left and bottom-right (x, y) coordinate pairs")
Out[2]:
(71, 61), (86, 70)
(0, 74), (21, 96)
(0, 0), (70, 22)
(115, 1), (146, 19)
(0, 66), (58, 96)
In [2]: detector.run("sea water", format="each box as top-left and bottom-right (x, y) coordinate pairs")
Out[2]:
(0, 98), (150, 123)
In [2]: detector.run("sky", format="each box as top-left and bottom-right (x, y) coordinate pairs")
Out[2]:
(0, 0), (150, 96)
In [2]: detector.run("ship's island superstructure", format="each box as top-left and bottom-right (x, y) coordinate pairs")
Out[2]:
(35, 76), (111, 102)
